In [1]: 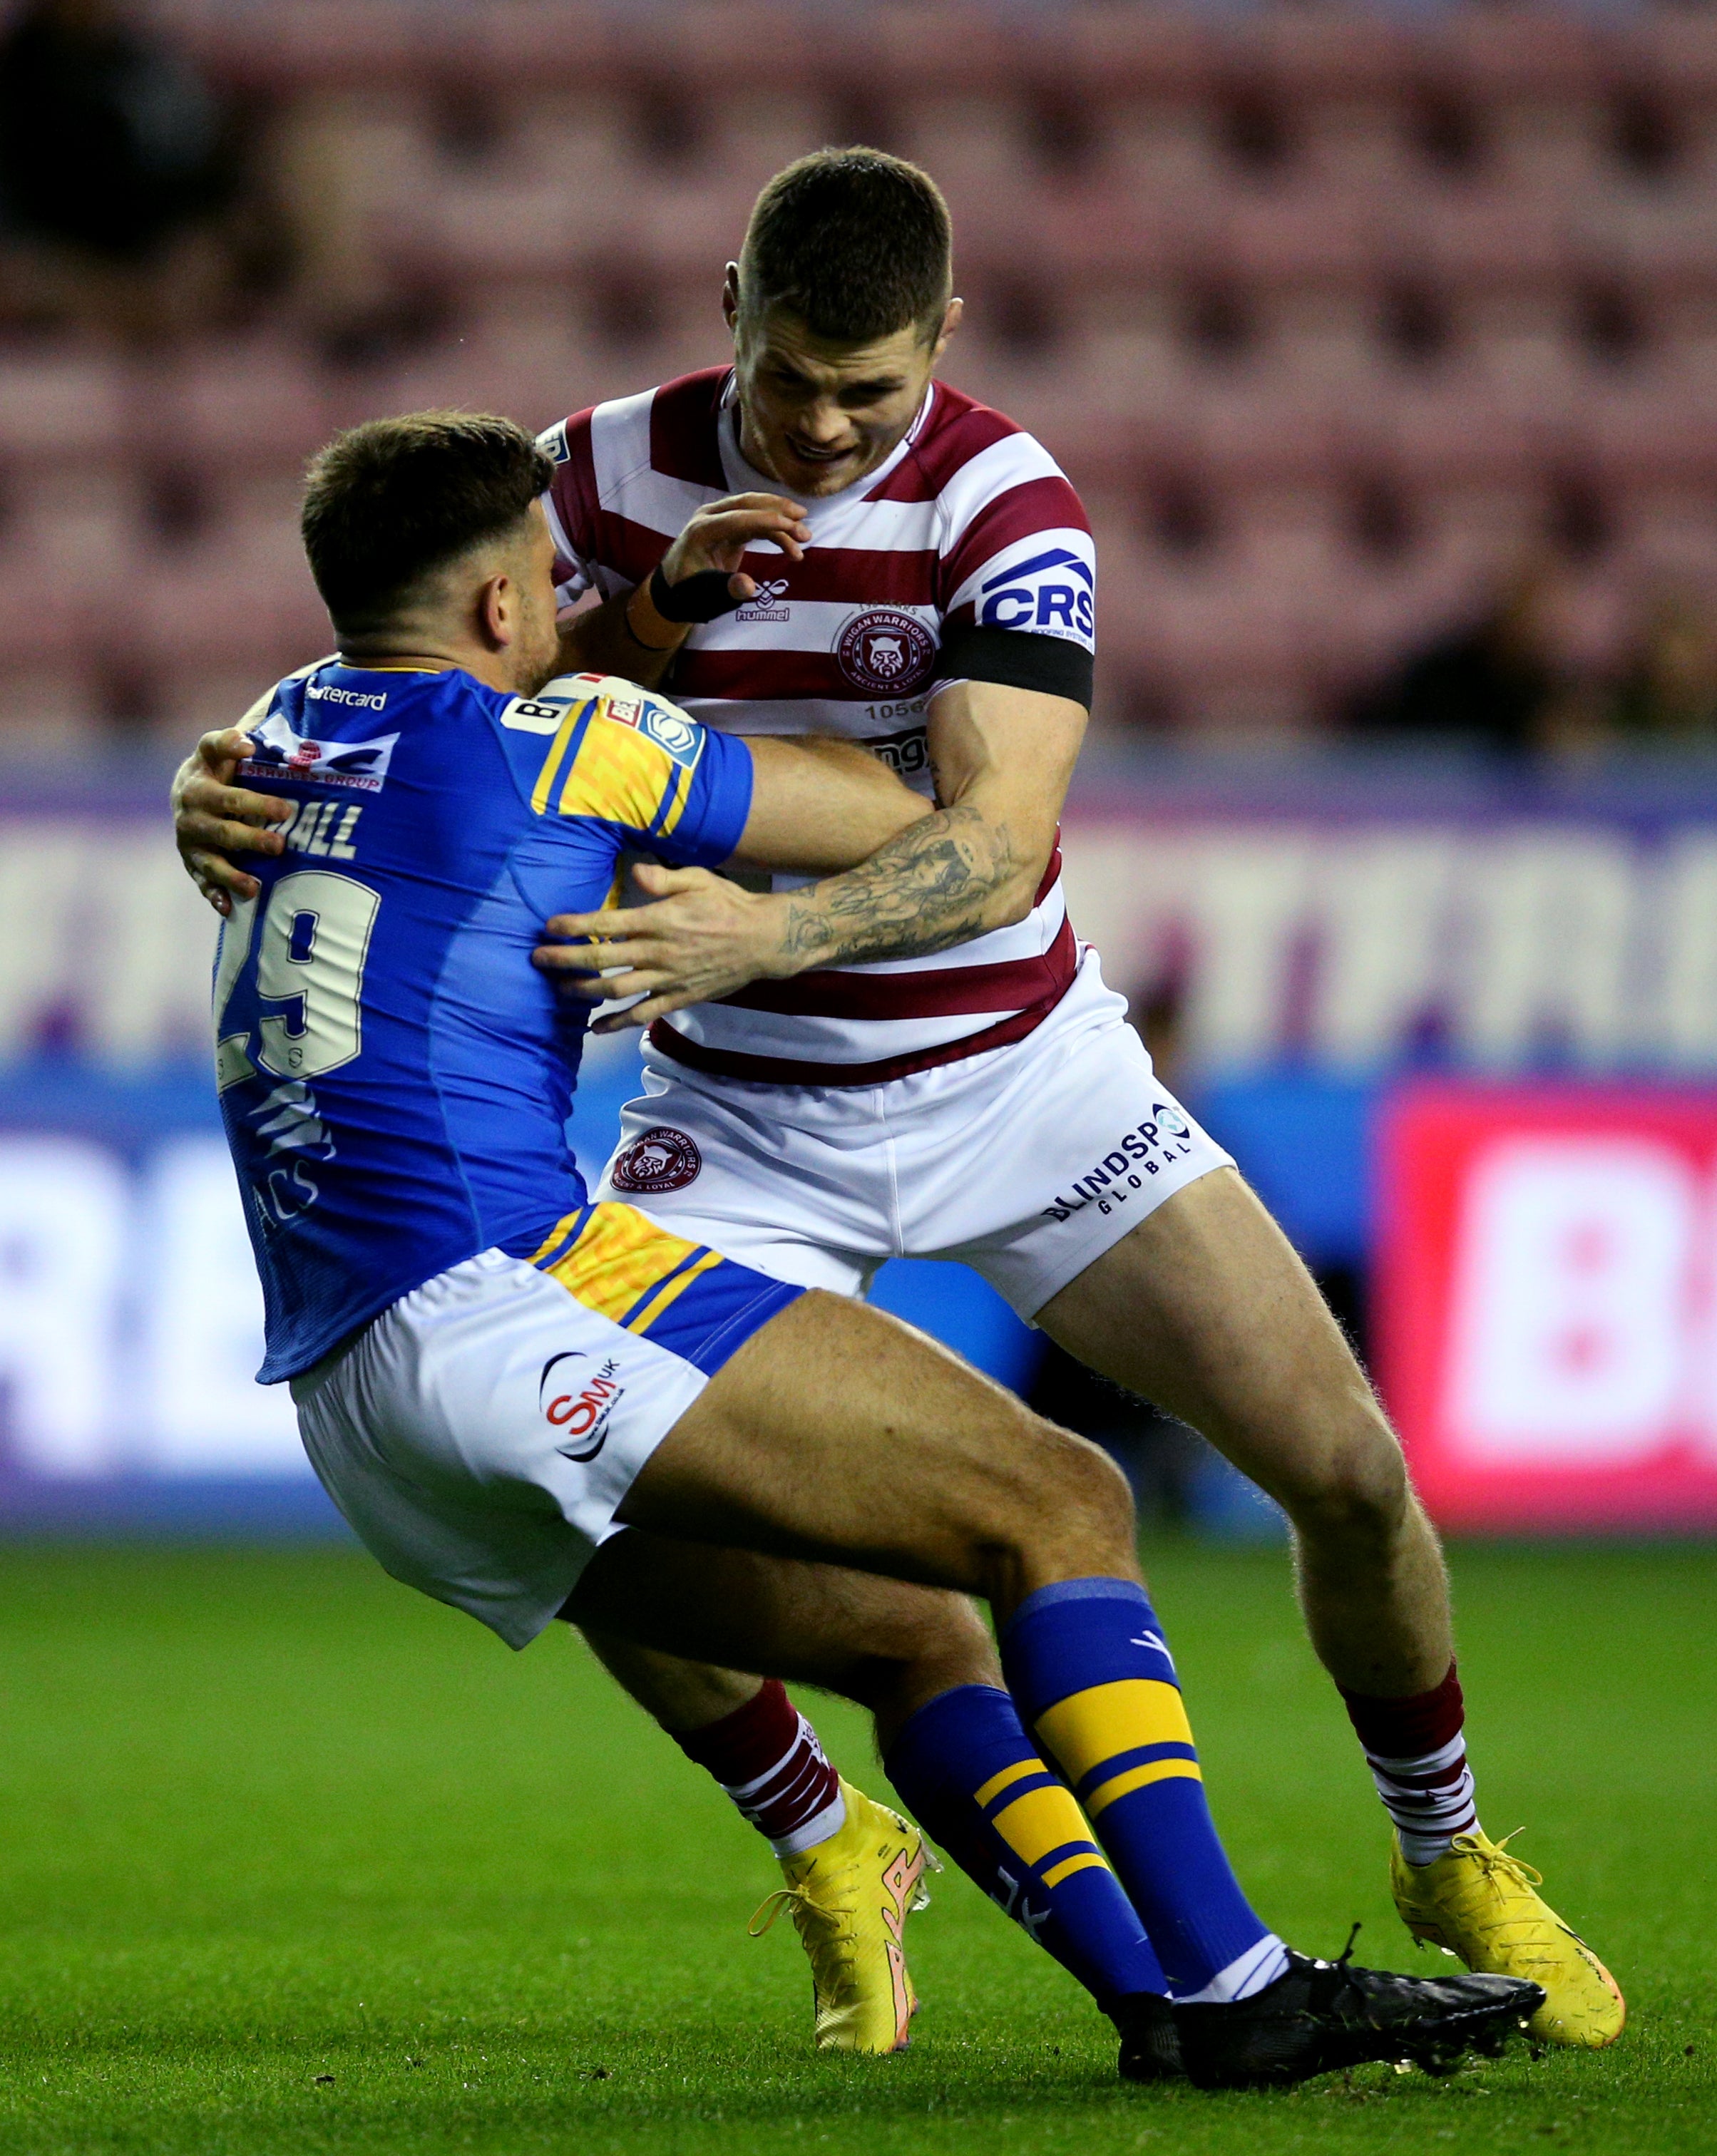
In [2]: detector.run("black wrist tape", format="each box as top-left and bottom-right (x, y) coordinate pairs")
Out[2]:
(649, 563), (744, 625)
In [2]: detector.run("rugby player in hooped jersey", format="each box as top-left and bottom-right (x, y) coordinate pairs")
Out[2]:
(173, 151), (1622, 2055)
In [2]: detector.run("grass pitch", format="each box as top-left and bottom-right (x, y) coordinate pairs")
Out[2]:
(0, 1539), (1710, 2156)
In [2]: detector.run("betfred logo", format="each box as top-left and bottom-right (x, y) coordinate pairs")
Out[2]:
(1378, 1084), (1717, 1533)
(611, 1126), (702, 1194)
(585, 679), (705, 773)
(538, 1352), (624, 1462)
(836, 609), (936, 695)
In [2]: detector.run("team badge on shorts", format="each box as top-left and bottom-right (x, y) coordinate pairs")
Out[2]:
(836, 608), (936, 695)
(611, 1125), (702, 1194)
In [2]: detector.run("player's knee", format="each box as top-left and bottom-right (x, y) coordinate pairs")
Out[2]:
(1276, 1398), (1410, 1546)
(1008, 1417), (1137, 1574)
(953, 1407), (1137, 1608)
(876, 1592), (1003, 1706)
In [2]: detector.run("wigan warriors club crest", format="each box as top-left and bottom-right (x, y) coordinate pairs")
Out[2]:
(610, 1126), (702, 1194)
(835, 608), (936, 695)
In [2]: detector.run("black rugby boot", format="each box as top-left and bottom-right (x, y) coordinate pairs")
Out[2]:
(1174, 1941), (1544, 2091)
(1112, 1991), (1184, 2082)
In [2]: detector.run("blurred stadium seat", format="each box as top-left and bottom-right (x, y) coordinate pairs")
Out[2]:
(0, 0), (1712, 744)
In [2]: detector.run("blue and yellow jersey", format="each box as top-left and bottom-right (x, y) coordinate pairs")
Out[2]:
(212, 662), (754, 1381)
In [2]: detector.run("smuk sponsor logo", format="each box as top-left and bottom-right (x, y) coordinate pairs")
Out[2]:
(538, 1352), (625, 1462)
(1041, 1103), (1196, 1221)
(610, 1126), (702, 1194)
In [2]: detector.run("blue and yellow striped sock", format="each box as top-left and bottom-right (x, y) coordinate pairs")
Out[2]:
(886, 1684), (1169, 2011)
(1002, 1578), (1288, 2003)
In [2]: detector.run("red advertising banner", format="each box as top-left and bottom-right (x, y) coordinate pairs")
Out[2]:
(1377, 1084), (1717, 1534)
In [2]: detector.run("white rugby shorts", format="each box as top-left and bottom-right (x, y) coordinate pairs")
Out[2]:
(598, 950), (1234, 1317)
(291, 1208), (803, 1648)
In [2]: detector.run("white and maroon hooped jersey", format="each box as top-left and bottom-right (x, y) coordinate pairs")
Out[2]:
(539, 366), (1095, 1087)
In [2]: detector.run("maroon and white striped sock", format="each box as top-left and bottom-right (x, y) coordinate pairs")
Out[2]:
(1339, 1661), (1480, 1867)
(672, 1679), (847, 1858)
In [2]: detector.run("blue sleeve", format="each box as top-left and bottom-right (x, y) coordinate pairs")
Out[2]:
(489, 674), (754, 871)
(650, 723), (753, 870)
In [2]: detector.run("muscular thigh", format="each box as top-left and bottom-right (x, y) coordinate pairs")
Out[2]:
(1035, 1166), (1389, 1504)
(614, 1288), (1133, 1608)
(569, 1532), (1001, 1702)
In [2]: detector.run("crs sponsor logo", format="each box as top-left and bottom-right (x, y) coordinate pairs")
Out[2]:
(1041, 1102), (1196, 1221)
(737, 577), (791, 622)
(978, 546), (1095, 641)
(240, 712), (398, 794)
(610, 1126), (702, 1194)
(836, 608), (936, 695)
(538, 1352), (625, 1462)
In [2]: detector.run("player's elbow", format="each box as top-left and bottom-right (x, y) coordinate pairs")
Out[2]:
(873, 789), (937, 848)
(985, 877), (1038, 932)
(983, 844), (1055, 931)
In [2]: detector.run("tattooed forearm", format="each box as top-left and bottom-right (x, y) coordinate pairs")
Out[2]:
(775, 804), (1025, 968)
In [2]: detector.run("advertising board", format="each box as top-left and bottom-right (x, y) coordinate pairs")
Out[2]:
(1378, 1084), (1717, 1532)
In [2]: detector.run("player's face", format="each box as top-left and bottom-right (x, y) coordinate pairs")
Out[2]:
(729, 302), (953, 498)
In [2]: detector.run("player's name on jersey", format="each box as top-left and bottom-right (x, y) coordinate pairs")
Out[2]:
(278, 801), (362, 860)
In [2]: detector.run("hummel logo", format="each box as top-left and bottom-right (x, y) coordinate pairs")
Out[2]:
(737, 577), (791, 621)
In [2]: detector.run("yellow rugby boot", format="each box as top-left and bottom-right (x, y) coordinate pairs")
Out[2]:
(1391, 1829), (1625, 2048)
(749, 1778), (934, 2053)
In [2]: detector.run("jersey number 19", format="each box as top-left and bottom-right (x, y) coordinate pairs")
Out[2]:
(215, 871), (381, 1092)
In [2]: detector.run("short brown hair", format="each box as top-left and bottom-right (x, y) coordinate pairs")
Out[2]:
(739, 148), (952, 346)
(301, 410), (553, 635)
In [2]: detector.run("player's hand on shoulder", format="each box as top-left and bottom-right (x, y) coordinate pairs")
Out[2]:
(533, 861), (792, 1032)
(171, 727), (293, 917)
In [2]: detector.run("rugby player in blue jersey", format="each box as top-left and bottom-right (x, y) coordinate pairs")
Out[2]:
(176, 153), (1621, 2064)
(188, 407), (1539, 2090)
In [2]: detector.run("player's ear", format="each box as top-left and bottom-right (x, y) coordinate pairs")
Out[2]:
(476, 571), (512, 650)
(722, 263), (741, 337)
(931, 297), (963, 364)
